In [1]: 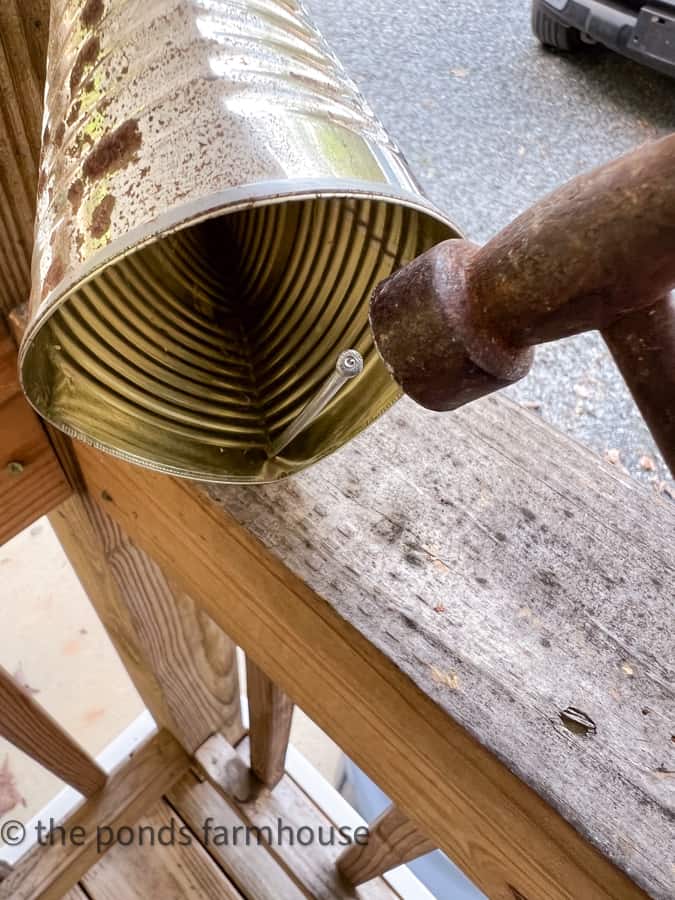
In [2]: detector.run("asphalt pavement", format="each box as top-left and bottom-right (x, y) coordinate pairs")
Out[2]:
(308, 0), (675, 488)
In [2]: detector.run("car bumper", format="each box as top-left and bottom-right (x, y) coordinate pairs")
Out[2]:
(542, 0), (675, 76)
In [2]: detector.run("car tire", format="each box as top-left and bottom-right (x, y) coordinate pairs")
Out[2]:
(531, 0), (583, 51)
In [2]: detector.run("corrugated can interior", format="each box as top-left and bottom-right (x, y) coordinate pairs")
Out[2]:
(21, 195), (455, 481)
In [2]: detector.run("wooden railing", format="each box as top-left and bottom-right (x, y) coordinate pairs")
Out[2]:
(2, 301), (673, 898)
(0, 665), (106, 797)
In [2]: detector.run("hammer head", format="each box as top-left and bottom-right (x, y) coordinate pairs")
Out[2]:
(369, 239), (534, 412)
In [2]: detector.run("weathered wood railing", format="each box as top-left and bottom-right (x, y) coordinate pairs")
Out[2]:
(3, 297), (673, 898)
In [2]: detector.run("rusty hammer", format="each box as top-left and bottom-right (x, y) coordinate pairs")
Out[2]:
(370, 134), (675, 476)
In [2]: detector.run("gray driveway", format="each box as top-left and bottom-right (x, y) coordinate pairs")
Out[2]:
(308, 0), (675, 488)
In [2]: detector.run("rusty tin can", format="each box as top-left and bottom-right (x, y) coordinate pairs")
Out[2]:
(20, 0), (458, 482)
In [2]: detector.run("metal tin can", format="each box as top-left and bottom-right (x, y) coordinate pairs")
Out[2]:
(20, 0), (459, 482)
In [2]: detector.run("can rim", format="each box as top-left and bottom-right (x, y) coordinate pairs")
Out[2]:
(20, 177), (461, 372)
(19, 178), (461, 482)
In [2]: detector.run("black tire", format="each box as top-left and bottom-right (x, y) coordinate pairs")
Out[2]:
(531, 0), (583, 51)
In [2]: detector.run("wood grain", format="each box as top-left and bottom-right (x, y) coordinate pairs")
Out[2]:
(0, 663), (107, 796)
(70, 392), (675, 900)
(246, 657), (294, 789)
(338, 805), (435, 885)
(196, 734), (399, 900)
(0, 730), (190, 900)
(49, 492), (244, 753)
(63, 889), (89, 900)
(167, 771), (305, 900)
(82, 799), (241, 900)
(0, 319), (20, 404)
(0, 0), (48, 318)
(0, 320), (71, 544)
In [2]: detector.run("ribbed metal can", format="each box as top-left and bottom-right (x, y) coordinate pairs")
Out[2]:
(20, 0), (459, 482)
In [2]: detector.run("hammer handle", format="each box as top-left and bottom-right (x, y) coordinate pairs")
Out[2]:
(468, 134), (675, 345)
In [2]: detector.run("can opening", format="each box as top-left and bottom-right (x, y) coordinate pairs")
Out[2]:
(21, 195), (454, 481)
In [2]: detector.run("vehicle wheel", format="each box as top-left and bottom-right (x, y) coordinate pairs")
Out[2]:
(531, 0), (583, 51)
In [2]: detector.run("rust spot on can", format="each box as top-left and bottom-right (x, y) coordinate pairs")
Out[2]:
(53, 121), (66, 148)
(82, 118), (141, 180)
(67, 178), (84, 213)
(81, 0), (105, 28)
(70, 35), (100, 94)
(90, 193), (116, 238)
(42, 257), (64, 300)
(67, 100), (82, 126)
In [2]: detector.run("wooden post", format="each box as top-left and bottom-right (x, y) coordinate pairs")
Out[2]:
(338, 804), (436, 885)
(50, 493), (245, 754)
(0, 318), (71, 544)
(246, 657), (294, 789)
(0, 664), (107, 796)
